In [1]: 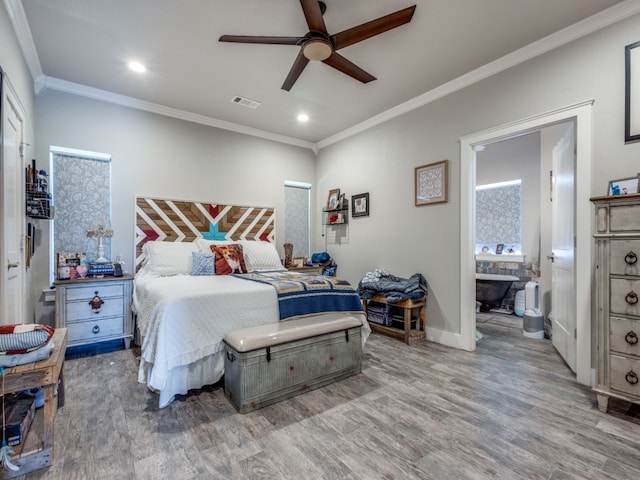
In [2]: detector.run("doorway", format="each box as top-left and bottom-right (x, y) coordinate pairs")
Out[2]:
(459, 101), (593, 386)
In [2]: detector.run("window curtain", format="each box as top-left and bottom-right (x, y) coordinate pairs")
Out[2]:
(284, 184), (311, 258)
(52, 153), (111, 263)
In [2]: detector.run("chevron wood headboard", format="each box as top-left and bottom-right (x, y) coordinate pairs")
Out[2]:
(134, 197), (275, 271)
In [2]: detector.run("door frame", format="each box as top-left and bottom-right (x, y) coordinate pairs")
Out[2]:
(459, 100), (593, 386)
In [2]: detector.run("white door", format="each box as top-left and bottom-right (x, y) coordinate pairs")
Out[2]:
(550, 123), (576, 372)
(1, 78), (25, 325)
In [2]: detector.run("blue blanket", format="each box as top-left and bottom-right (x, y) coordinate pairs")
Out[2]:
(234, 271), (364, 320)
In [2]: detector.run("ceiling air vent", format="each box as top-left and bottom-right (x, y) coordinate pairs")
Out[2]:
(231, 96), (261, 109)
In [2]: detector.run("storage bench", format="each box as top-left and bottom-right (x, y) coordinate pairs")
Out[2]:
(223, 314), (363, 413)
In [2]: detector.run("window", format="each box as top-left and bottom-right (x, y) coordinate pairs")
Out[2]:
(50, 146), (111, 282)
(475, 179), (522, 254)
(284, 181), (311, 258)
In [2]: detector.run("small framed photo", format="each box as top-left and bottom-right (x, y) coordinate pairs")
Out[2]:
(415, 160), (448, 206)
(292, 257), (304, 268)
(608, 176), (639, 196)
(495, 243), (504, 255)
(352, 193), (369, 217)
(326, 188), (341, 210)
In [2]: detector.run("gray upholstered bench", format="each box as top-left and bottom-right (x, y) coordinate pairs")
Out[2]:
(223, 313), (363, 413)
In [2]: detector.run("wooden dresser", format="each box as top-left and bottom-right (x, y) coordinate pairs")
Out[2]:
(54, 275), (134, 349)
(591, 194), (640, 412)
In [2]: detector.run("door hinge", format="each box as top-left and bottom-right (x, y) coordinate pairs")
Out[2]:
(574, 236), (577, 248)
(574, 328), (577, 339)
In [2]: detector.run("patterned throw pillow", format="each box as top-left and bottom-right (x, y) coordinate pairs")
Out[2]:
(191, 251), (215, 276)
(211, 244), (247, 275)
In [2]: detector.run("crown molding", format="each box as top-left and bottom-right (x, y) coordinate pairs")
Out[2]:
(38, 76), (316, 151)
(316, 0), (640, 150)
(3, 0), (42, 88)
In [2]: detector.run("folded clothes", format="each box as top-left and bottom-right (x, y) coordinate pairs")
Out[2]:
(358, 271), (427, 304)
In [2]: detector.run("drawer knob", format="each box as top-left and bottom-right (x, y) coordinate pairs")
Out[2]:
(625, 371), (639, 385)
(89, 293), (104, 313)
(92, 325), (100, 335)
(625, 331), (639, 345)
(625, 251), (638, 265)
(625, 291), (639, 305)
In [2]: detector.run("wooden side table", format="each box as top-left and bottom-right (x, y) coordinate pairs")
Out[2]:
(286, 265), (325, 275)
(363, 294), (427, 345)
(1, 328), (67, 479)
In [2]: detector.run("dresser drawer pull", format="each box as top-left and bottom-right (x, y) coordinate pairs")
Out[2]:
(625, 251), (638, 265)
(625, 331), (639, 345)
(625, 291), (639, 305)
(89, 291), (105, 313)
(92, 325), (100, 335)
(625, 371), (639, 385)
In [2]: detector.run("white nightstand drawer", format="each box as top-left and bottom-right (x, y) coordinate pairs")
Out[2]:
(66, 298), (124, 322)
(67, 316), (124, 344)
(610, 316), (640, 357)
(610, 354), (640, 397)
(65, 283), (124, 301)
(610, 278), (640, 317)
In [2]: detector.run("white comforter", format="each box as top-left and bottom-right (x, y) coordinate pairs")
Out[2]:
(134, 272), (370, 408)
(134, 273), (280, 407)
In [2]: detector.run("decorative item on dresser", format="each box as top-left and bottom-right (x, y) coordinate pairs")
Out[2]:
(54, 275), (134, 349)
(591, 193), (640, 412)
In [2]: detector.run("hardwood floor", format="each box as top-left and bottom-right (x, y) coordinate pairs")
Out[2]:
(17, 315), (640, 480)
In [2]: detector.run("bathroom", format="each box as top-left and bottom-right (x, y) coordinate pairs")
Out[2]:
(475, 132), (543, 330)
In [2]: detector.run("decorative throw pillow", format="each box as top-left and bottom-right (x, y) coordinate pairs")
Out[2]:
(191, 251), (215, 276)
(240, 240), (285, 271)
(0, 324), (55, 355)
(211, 244), (247, 275)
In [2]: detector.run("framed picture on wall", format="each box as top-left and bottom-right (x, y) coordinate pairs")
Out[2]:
(415, 160), (448, 206)
(625, 40), (640, 143)
(352, 193), (369, 217)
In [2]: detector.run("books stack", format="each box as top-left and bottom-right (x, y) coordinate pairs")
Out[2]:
(88, 262), (114, 277)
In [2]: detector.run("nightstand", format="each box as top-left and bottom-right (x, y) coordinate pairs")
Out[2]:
(54, 275), (133, 348)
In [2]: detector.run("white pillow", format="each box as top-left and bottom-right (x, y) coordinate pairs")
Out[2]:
(240, 241), (285, 271)
(142, 241), (199, 276)
(196, 238), (232, 252)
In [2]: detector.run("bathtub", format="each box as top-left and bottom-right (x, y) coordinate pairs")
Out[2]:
(476, 273), (519, 312)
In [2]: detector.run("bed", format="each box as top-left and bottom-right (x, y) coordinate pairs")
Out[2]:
(133, 197), (369, 408)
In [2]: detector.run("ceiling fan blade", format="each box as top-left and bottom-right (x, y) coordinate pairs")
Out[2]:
(282, 50), (310, 91)
(300, 0), (328, 34)
(323, 52), (376, 84)
(331, 5), (416, 50)
(219, 35), (303, 45)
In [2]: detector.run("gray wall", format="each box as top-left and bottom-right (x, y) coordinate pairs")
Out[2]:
(314, 13), (640, 336)
(476, 132), (541, 263)
(32, 90), (316, 317)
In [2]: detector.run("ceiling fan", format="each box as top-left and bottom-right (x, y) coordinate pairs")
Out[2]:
(219, 0), (416, 91)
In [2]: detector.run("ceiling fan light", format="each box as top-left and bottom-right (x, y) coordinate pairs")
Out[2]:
(302, 40), (332, 61)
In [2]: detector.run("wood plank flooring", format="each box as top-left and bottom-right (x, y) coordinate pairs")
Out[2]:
(16, 314), (640, 480)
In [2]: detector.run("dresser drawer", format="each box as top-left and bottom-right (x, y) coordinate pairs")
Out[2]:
(610, 240), (640, 276)
(610, 204), (640, 233)
(610, 278), (640, 317)
(65, 297), (124, 322)
(610, 354), (640, 398)
(610, 316), (640, 357)
(67, 316), (125, 344)
(65, 283), (124, 301)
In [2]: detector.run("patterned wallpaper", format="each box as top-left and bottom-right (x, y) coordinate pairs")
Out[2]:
(284, 185), (310, 258)
(53, 154), (112, 262)
(476, 184), (521, 246)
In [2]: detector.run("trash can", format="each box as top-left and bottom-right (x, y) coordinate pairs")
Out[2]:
(523, 309), (544, 339)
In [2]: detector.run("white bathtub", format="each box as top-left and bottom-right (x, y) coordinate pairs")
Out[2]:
(476, 273), (519, 281)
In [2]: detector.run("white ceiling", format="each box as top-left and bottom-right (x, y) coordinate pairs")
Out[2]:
(8, 0), (633, 149)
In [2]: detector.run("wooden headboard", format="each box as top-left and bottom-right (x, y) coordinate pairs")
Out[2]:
(135, 197), (275, 271)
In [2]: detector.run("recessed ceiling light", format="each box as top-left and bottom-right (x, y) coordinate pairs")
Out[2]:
(128, 61), (146, 73)
(297, 113), (309, 122)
